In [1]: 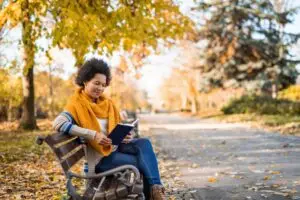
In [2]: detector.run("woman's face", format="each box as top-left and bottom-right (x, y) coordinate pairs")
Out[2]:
(84, 73), (107, 100)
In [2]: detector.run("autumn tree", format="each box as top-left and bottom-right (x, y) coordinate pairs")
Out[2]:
(270, 0), (295, 97)
(0, 0), (194, 129)
(0, 1), (9, 66)
(34, 71), (75, 118)
(159, 69), (187, 111)
(108, 68), (149, 111)
(195, 0), (300, 93)
(0, 69), (22, 121)
(158, 41), (202, 113)
(1, 0), (48, 129)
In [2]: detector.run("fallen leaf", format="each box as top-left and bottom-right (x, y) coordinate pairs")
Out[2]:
(270, 171), (281, 175)
(208, 177), (217, 183)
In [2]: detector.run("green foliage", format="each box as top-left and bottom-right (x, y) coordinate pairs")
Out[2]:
(196, 0), (300, 91)
(278, 85), (300, 101)
(222, 94), (300, 115)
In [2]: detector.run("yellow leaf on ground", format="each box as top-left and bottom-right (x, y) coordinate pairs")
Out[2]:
(208, 177), (217, 183)
(271, 171), (281, 175)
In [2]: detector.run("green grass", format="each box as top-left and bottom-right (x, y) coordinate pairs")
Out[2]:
(0, 130), (49, 163)
(259, 115), (300, 126)
(214, 113), (300, 126)
(222, 95), (300, 115)
(215, 94), (300, 135)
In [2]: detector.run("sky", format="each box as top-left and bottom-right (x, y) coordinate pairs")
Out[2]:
(2, 0), (300, 98)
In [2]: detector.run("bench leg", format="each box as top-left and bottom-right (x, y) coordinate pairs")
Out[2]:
(136, 193), (145, 200)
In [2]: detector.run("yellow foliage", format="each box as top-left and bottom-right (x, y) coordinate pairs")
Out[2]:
(0, 69), (22, 106)
(134, 72), (141, 80)
(35, 72), (75, 117)
(0, 2), (22, 28)
(279, 85), (300, 101)
(220, 38), (236, 64)
(106, 70), (149, 111)
(49, 0), (194, 63)
(119, 56), (128, 72)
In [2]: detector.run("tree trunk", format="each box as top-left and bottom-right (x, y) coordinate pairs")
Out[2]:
(271, 22), (284, 99)
(48, 65), (54, 118)
(181, 93), (187, 111)
(272, 82), (277, 99)
(7, 98), (13, 122)
(191, 97), (198, 114)
(20, 67), (37, 129)
(19, 0), (37, 130)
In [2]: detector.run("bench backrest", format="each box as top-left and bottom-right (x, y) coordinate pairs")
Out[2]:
(44, 132), (85, 175)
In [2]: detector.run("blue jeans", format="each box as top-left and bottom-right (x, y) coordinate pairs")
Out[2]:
(95, 138), (162, 186)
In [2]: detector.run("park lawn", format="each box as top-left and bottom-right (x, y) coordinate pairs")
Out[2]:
(211, 113), (300, 135)
(0, 120), (68, 200)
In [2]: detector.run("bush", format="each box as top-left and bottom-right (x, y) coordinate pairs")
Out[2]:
(221, 95), (300, 115)
(278, 85), (300, 101)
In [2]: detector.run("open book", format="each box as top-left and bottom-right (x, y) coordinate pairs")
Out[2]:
(108, 119), (139, 145)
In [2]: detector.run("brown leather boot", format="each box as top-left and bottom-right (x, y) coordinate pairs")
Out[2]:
(150, 184), (166, 200)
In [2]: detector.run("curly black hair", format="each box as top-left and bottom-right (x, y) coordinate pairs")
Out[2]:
(75, 58), (112, 87)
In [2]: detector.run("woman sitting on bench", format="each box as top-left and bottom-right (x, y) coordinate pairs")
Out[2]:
(53, 58), (165, 200)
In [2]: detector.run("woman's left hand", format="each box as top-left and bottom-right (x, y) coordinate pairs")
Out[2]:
(122, 131), (134, 144)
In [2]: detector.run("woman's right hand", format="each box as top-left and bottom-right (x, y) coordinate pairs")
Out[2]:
(94, 132), (112, 145)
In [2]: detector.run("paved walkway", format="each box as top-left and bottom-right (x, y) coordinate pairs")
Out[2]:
(139, 113), (300, 200)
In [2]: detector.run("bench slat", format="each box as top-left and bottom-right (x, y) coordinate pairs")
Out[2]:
(61, 147), (85, 173)
(54, 139), (82, 159)
(45, 133), (77, 146)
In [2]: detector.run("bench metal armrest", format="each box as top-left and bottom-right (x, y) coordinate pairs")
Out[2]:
(36, 136), (46, 145)
(67, 164), (140, 181)
(66, 165), (141, 200)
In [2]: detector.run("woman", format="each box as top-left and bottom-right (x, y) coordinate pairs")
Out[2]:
(53, 58), (165, 200)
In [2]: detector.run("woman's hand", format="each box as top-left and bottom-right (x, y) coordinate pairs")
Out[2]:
(122, 131), (134, 144)
(94, 132), (112, 145)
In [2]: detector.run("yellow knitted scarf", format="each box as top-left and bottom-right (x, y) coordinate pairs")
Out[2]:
(64, 88), (121, 156)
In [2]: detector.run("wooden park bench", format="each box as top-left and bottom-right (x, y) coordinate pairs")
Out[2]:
(36, 114), (144, 200)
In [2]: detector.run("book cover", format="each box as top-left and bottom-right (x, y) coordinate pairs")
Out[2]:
(108, 119), (139, 145)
